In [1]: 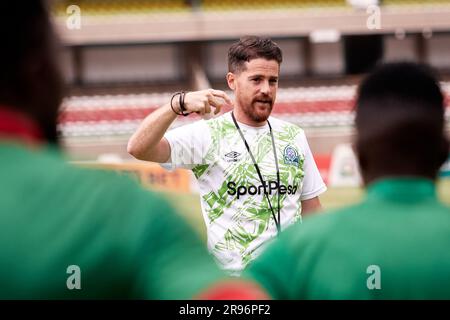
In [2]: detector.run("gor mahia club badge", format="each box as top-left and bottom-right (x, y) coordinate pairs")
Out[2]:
(283, 145), (299, 166)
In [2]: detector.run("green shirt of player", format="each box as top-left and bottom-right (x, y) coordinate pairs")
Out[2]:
(0, 142), (225, 299)
(245, 178), (450, 299)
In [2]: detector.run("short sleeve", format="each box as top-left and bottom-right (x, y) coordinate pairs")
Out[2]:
(298, 131), (327, 200)
(164, 121), (212, 170)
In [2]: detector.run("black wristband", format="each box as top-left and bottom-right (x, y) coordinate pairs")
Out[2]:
(179, 91), (189, 116)
(170, 92), (183, 116)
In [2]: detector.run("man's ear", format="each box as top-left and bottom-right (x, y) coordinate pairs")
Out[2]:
(226, 72), (236, 91)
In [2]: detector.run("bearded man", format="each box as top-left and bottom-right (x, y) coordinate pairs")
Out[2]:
(128, 36), (326, 275)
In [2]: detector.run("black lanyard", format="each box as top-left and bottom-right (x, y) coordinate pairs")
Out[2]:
(231, 112), (281, 234)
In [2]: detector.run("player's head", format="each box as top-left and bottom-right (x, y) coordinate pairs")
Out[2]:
(226, 36), (282, 124)
(0, 1), (64, 144)
(355, 62), (449, 184)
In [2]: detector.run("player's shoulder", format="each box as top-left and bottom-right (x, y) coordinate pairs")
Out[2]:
(269, 116), (306, 145)
(81, 166), (158, 198)
(175, 117), (209, 131)
(204, 112), (236, 136)
(284, 203), (364, 244)
(204, 111), (232, 126)
(42, 151), (160, 207)
(18, 144), (169, 218)
(166, 118), (211, 142)
(269, 116), (304, 133)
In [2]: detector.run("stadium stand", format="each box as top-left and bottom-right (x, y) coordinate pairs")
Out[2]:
(52, 0), (450, 44)
(59, 83), (450, 135)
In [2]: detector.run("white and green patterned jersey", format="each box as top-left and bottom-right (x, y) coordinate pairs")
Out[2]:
(165, 112), (326, 274)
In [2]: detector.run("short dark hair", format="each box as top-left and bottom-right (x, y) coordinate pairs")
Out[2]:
(355, 62), (449, 182)
(228, 36), (283, 73)
(0, 2), (64, 144)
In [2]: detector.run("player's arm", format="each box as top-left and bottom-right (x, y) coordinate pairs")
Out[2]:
(127, 89), (232, 162)
(301, 196), (323, 216)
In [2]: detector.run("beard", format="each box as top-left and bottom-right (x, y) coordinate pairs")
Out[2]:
(240, 96), (274, 123)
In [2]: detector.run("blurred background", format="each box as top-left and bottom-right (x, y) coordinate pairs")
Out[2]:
(50, 0), (450, 237)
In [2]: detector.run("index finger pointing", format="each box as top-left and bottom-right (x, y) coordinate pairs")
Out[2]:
(210, 90), (233, 105)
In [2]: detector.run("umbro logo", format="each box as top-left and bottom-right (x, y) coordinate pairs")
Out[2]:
(224, 151), (241, 162)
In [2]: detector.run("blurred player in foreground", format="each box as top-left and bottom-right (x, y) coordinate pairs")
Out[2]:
(245, 62), (450, 299)
(0, 1), (267, 299)
(128, 36), (326, 275)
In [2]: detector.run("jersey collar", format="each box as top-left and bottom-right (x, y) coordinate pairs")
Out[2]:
(366, 177), (436, 203)
(0, 106), (44, 145)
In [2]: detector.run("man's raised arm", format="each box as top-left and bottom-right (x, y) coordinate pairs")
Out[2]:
(127, 89), (232, 162)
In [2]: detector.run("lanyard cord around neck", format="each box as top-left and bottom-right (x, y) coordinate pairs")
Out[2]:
(231, 112), (281, 234)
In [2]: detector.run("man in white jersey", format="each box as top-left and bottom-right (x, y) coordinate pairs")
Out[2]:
(128, 36), (327, 274)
